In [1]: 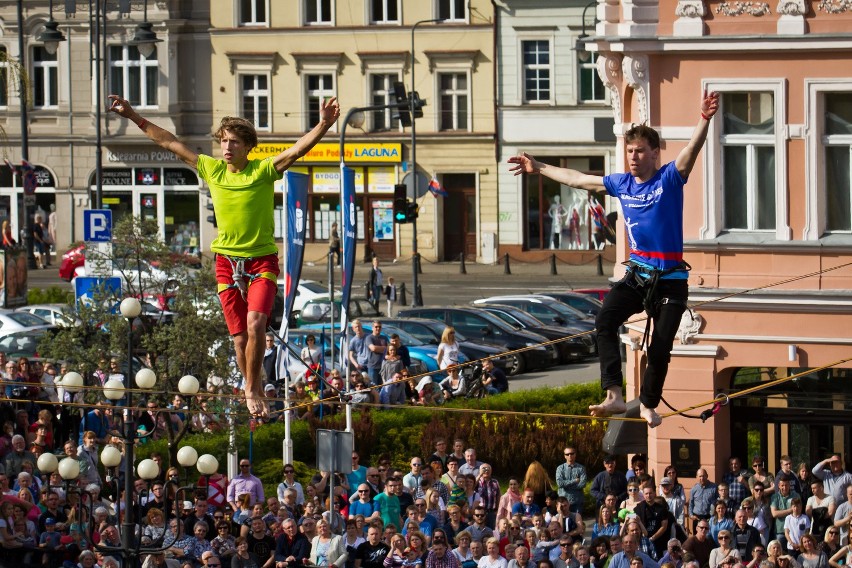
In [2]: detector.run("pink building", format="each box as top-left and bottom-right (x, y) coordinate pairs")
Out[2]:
(589, 0), (852, 484)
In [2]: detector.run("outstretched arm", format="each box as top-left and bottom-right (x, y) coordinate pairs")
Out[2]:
(507, 152), (605, 192)
(675, 89), (720, 179)
(108, 95), (199, 169)
(274, 97), (341, 173)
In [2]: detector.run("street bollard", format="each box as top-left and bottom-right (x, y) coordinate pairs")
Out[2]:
(503, 253), (511, 275)
(597, 253), (604, 276)
(414, 252), (422, 275)
(364, 280), (371, 301)
(459, 252), (466, 274)
(415, 284), (424, 306)
(398, 282), (407, 306)
(550, 254), (557, 276)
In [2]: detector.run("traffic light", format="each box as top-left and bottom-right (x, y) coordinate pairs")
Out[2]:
(392, 81), (412, 128)
(206, 190), (218, 228)
(393, 184), (408, 223)
(410, 91), (426, 118)
(405, 202), (419, 223)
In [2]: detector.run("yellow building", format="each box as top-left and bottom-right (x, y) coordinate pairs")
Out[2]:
(209, 0), (497, 262)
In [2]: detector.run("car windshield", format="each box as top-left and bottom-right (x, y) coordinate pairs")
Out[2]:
(541, 300), (587, 319)
(496, 307), (546, 327)
(483, 309), (522, 328)
(7, 312), (48, 326)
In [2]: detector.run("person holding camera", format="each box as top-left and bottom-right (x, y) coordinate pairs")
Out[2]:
(480, 360), (508, 396)
(659, 539), (684, 568)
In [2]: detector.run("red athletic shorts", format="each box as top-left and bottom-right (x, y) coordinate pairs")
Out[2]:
(215, 253), (280, 335)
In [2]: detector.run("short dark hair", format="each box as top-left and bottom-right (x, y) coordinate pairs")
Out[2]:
(624, 125), (660, 150)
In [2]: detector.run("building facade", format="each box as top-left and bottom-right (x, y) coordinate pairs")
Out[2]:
(586, 0), (852, 482)
(209, 0), (497, 262)
(0, 1), (213, 256)
(495, 0), (618, 263)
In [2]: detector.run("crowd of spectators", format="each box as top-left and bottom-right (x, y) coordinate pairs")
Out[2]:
(3, 352), (852, 568)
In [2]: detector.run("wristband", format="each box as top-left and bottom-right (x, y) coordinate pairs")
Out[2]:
(701, 112), (711, 121)
(137, 118), (149, 131)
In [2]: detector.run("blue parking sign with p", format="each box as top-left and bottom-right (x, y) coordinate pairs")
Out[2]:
(84, 209), (112, 242)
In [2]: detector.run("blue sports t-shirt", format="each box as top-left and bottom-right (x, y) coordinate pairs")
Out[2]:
(603, 161), (687, 278)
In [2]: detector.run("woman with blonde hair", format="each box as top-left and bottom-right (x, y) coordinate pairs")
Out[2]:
(311, 518), (348, 567)
(1, 220), (15, 249)
(523, 461), (554, 509)
(425, 487), (446, 525)
(437, 327), (461, 371)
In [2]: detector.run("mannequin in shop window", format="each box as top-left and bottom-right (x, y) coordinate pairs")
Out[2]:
(549, 196), (568, 250)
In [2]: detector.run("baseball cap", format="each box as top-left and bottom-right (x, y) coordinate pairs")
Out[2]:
(264, 384), (276, 392)
(45, 517), (56, 525)
(183, 501), (193, 510)
(661, 477), (672, 485)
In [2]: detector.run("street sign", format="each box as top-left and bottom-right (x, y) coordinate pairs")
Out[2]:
(74, 276), (121, 311)
(83, 209), (112, 242)
(316, 429), (353, 473)
(23, 195), (35, 207)
(84, 242), (113, 277)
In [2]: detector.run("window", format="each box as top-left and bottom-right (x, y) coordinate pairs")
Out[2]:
(239, 0), (267, 25)
(579, 51), (605, 102)
(370, 73), (400, 131)
(0, 47), (8, 108)
(241, 74), (270, 130)
(524, 156), (605, 250)
(371, 0), (399, 23)
(32, 46), (58, 108)
(521, 40), (550, 103)
(305, 0), (333, 24)
(824, 92), (852, 232)
(438, 0), (466, 21)
(109, 45), (158, 108)
(438, 72), (469, 131)
(721, 92), (776, 231)
(306, 73), (335, 129)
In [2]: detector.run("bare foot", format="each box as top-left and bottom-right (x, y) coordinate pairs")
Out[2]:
(589, 398), (628, 417)
(246, 391), (269, 418)
(640, 403), (663, 428)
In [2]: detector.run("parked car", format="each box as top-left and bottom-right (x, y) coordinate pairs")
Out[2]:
(0, 309), (53, 339)
(397, 306), (559, 375)
(472, 295), (595, 329)
(475, 304), (596, 363)
(295, 296), (380, 327)
(59, 243), (85, 281)
(376, 317), (512, 372)
(534, 290), (603, 317)
(279, 280), (337, 314)
(573, 288), (610, 302)
(0, 327), (59, 358)
(16, 304), (81, 327)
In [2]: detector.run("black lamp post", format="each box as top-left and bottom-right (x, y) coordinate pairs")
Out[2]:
(408, 18), (443, 306)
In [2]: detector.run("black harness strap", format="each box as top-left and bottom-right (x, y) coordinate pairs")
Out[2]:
(622, 260), (691, 350)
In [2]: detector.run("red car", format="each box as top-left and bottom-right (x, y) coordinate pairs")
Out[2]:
(58, 243), (85, 281)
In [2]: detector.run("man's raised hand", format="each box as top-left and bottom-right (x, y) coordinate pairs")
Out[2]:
(507, 152), (538, 176)
(107, 94), (135, 119)
(701, 90), (720, 119)
(321, 96), (341, 125)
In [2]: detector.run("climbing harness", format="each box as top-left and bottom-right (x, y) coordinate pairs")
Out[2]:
(216, 254), (277, 301)
(622, 260), (691, 350)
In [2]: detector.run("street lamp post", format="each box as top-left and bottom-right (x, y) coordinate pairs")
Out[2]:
(409, 18), (443, 306)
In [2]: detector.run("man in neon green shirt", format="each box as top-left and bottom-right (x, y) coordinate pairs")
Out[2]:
(108, 93), (340, 417)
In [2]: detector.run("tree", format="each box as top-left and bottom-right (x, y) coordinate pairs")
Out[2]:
(40, 216), (237, 466)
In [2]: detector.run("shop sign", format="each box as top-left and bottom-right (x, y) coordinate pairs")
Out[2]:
(368, 167), (397, 193)
(107, 149), (180, 163)
(163, 168), (199, 186)
(101, 169), (133, 186)
(135, 168), (160, 185)
(312, 167), (365, 193)
(249, 142), (402, 163)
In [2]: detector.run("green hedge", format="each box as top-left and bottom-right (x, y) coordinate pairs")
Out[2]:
(136, 382), (607, 500)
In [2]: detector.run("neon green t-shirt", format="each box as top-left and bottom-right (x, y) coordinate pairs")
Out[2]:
(197, 154), (282, 258)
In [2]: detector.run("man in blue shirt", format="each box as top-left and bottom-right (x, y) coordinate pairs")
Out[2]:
(609, 534), (660, 568)
(508, 89), (720, 427)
